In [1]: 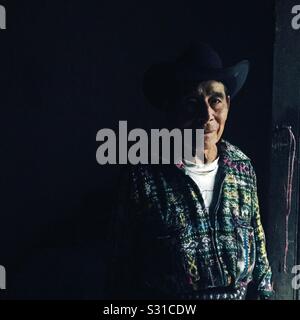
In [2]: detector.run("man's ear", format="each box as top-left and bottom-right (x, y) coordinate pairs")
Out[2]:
(227, 95), (231, 109)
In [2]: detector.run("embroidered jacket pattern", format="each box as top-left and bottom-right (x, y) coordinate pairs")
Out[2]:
(107, 140), (273, 299)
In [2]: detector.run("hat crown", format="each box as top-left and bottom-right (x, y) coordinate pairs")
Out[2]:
(177, 42), (223, 70)
(143, 42), (249, 110)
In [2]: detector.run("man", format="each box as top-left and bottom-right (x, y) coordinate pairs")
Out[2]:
(106, 43), (273, 300)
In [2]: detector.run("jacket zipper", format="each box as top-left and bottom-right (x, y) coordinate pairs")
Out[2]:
(211, 174), (227, 286)
(182, 168), (228, 287)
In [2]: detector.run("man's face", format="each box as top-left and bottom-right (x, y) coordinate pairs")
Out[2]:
(173, 80), (230, 151)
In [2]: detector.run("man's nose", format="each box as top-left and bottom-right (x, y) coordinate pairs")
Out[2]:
(198, 98), (214, 124)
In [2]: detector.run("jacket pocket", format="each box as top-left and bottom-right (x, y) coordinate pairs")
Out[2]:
(234, 219), (256, 280)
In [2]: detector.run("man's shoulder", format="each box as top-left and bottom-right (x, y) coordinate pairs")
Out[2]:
(117, 163), (163, 184)
(219, 139), (251, 162)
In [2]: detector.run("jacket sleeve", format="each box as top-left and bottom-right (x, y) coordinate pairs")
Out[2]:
(104, 166), (141, 299)
(250, 170), (274, 299)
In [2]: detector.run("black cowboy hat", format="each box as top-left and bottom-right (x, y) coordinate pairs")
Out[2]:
(143, 42), (249, 110)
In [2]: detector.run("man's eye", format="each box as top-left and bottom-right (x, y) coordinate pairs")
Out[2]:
(210, 98), (221, 105)
(186, 101), (197, 112)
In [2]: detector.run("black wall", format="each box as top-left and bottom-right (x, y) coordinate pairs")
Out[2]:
(0, 0), (274, 299)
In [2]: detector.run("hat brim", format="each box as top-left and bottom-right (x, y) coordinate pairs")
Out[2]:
(143, 60), (249, 110)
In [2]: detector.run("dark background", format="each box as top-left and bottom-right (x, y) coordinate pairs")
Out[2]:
(0, 0), (274, 299)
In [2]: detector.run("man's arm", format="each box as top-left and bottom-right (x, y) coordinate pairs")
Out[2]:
(251, 170), (274, 299)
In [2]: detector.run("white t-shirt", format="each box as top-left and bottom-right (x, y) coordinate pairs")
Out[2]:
(182, 157), (219, 211)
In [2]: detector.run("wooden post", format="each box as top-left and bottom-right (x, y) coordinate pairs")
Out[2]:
(267, 0), (300, 300)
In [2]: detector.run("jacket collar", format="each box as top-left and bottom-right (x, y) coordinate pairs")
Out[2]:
(175, 139), (250, 171)
(218, 139), (250, 162)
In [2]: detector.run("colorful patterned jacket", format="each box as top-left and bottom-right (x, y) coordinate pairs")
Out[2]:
(107, 139), (273, 299)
